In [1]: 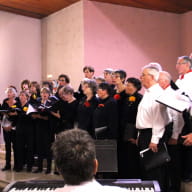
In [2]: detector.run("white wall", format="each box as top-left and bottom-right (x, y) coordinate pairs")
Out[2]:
(0, 11), (41, 102)
(42, 1), (84, 90)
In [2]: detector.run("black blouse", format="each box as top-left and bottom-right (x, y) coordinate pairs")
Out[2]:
(77, 95), (98, 138)
(93, 96), (118, 139)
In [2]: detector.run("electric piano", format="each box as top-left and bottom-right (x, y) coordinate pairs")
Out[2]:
(3, 179), (161, 192)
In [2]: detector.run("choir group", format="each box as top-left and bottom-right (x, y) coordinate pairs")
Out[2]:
(1, 55), (192, 192)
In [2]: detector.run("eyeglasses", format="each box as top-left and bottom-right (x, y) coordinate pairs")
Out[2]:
(59, 79), (66, 81)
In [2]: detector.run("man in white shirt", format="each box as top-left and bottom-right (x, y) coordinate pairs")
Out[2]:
(158, 71), (184, 192)
(52, 129), (128, 192)
(136, 63), (169, 192)
(175, 56), (192, 182)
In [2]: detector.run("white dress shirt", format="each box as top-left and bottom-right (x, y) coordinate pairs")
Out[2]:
(136, 83), (169, 144)
(165, 86), (184, 140)
(54, 179), (128, 192)
(176, 71), (192, 101)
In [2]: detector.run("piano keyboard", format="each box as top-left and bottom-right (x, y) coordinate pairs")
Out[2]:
(3, 179), (161, 192)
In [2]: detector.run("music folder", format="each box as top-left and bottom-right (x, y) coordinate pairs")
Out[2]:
(156, 89), (191, 113)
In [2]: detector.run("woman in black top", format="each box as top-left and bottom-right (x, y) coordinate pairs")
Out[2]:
(93, 83), (118, 139)
(77, 79), (98, 138)
(118, 77), (143, 179)
(32, 87), (54, 174)
(29, 81), (41, 105)
(15, 91), (34, 172)
(51, 86), (78, 133)
(1, 86), (19, 171)
(112, 69), (127, 101)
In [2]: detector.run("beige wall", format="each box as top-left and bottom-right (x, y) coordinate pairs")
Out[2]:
(0, 11), (41, 102)
(42, 1), (84, 90)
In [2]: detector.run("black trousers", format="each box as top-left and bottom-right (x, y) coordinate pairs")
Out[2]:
(180, 145), (192, 180)
(3, 129), (16, 168)
(117, 140), (141, 179)
(35, 119), (53, 170)
(138, 129), (168, 192)
(16, 125), (34, 169)
(167, 144), (181, 192)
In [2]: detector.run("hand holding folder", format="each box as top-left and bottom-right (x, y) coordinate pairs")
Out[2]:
(139, 143), (171, 171)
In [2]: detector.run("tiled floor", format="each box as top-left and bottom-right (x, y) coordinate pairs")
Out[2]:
(0, 159), (62, 191)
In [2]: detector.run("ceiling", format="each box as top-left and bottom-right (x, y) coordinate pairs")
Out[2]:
(0, 0), (192, 19)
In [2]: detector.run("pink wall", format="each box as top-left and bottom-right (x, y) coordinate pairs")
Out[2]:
(83, 1), (181, 80)
(0, 11), (41, 102)
(181, 11), (192, 56)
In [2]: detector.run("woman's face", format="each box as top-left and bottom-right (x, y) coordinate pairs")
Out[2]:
(97, 88), (107, 99)
(125, 82), (137, 95)
(62, 93), (72, 102)
(41, 91), (49, 100)
(22, 83), (29, 90)
(30, 85), (37, 93)
(82, 83), (92, 95)
(7, 89), (15, 99)
(19, 93), (28, 103)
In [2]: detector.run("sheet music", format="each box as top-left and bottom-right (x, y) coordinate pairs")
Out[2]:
(26, 104), (37, 115)
(156, 89), (191, 112)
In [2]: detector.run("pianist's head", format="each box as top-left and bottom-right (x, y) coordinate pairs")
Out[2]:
(52, 128), (98, 185)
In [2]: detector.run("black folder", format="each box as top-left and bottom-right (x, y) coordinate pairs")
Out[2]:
(139, 143), (171, 171)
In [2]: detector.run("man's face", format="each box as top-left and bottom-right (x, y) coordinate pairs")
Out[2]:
(112, 73), (124, 85)
(104, 72), (112, 81)
(140, 68), (152, 89)
(84, 69), (94, 79)
(158, 73), (167, 89)
(176, 58), (190, 75)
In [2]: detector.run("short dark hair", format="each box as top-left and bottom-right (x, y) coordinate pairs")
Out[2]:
(126, 77), (142, 92)
(52, 129), (96, 185)
(83, 66), (95, 73)
(58, 74), (70, 84)
(98, 82), (112, 96)
(21, 79), (30, 90)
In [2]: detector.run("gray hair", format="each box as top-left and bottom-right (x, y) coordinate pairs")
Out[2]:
(104, 68), (113, 74)
(142, 62), (162, 81)
(177, 56), (192, 68)
(5, 87), (17, 97)
(159, 71), (172, 83)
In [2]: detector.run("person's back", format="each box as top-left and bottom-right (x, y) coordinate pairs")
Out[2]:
(52, 129), (128, 192)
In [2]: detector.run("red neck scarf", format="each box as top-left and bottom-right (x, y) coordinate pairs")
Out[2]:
(180, 69), (192, 80)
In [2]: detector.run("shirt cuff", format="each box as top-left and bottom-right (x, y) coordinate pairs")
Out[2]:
(151, 135), (160, 144)
(171, 132), (179, 140)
